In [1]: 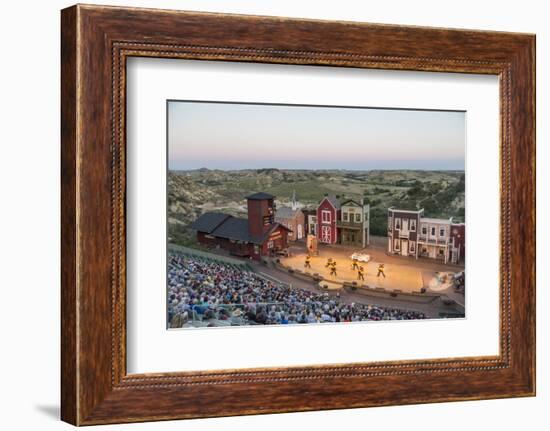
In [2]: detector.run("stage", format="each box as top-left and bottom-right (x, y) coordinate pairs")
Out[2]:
(280, 243), (459, 294)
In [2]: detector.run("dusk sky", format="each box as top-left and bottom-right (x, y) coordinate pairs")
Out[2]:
(168, 101), (465, 171)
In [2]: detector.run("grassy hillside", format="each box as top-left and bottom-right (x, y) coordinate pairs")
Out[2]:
(168, 169), (465, 246)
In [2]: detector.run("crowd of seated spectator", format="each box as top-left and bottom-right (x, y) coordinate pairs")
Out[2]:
(167, 252), (426, 328)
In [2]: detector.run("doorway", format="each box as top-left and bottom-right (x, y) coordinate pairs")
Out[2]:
(401, 239), (408, 256)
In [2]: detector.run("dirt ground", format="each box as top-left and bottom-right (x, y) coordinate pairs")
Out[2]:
(281, 239), (464, 295)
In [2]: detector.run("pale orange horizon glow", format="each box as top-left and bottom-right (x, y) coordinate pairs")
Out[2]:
(168, 101), (465, 171)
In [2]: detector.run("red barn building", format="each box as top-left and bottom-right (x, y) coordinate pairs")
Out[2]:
(191, 192), (290, 260)
(316, 196), (340, 244)
(313, 195), (370, 247)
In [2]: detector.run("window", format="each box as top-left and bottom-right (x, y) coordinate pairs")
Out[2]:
(388, 216), (393, 230)
(321, 210), (331, 223)
(421, 225), (427, 235)
(409, 241), (416, 253)
(394, 239), (400, 251)
(311, 216), (317, 223)
(355, 213), (361, 222)
(440, 227), (446, 237)
(410, 219), (416, 231)
(431, 227), (436, 236)
(395, 218), (401, 230)
(343, 212), (349, 222)
(267, 240), (274, 249)
(438, 248), (445, 255)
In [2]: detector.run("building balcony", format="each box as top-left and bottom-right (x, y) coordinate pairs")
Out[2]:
(418, 235), (450, 245)
(397, 230), (414, 238)
(337, 220), (363, 230)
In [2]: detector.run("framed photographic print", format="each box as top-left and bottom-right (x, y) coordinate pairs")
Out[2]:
(61, 4), (535, 425)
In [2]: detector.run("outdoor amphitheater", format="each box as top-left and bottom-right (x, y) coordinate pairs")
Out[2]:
(166, 246), (437, 328)
(281, 251), (423, 293)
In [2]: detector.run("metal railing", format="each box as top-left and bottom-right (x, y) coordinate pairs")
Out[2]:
(398, 230), (415, 238)
(418, 235), (450, 245)
(336, 220), (364, 229)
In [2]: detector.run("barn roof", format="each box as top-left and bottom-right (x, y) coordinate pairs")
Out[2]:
(246, 192), (275, 200)
(211, 217), (252, 242)
(190, 212), (232, 234)
(191, 211), (290, 245)
(275, 206), (302, 219)
(322, 195), (341, 209)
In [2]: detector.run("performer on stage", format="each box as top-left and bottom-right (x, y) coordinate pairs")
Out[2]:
(330, 261), (337, 276)
(377, 263), (386, 278)
(304, 255), (312, 269)
(357, 266), (365, 281)
(351, 258), (359, 270)
(325, 258), (333, 268)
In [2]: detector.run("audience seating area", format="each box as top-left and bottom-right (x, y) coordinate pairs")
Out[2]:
(168, 251), (426, 328)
